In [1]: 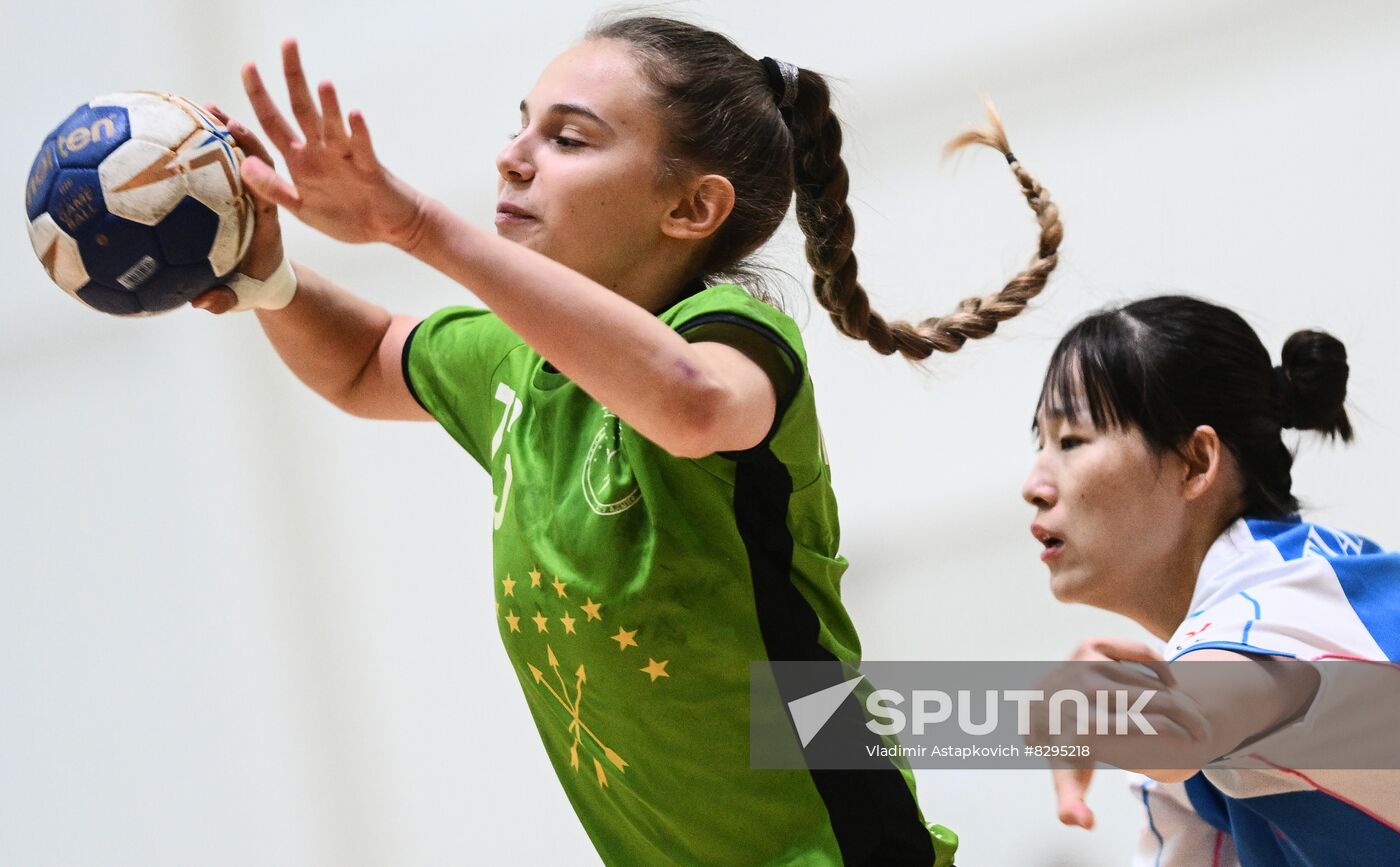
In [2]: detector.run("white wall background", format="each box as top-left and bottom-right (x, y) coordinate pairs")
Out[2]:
(2, 1), (1397, 864)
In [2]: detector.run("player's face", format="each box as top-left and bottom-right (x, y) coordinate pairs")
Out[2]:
(495, 39), (677, 290)
(1022, 412), (1191, 612)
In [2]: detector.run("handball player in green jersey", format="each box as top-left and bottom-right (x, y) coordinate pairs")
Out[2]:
(192, 16), (1061, 866)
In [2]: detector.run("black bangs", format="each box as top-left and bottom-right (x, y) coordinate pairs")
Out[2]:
(1033, 309), (1151, 435)
(1031, 295), (1304, 520)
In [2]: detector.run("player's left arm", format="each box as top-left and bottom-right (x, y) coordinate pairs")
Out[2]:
(1045, 639), (1320, 787)
(1140, 648), (1320, 783)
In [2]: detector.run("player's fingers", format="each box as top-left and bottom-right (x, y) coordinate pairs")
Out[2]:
(242, 62), (299, 154)
(318, 81), (350, 144)
(346, 110), (379, 172)
(1057, 800), (1095, 830)
(1138, 660), (1177, 688)
(1052, 767), (1095, 828)
(280, 38), (323, 142)
(191, 286), (238, 314)
(1094, 639), (1176, 687)
(1052, 765), (1093, 799)
(204, 103), (231, 125)
(1150, 695), (1211, 745)
(226, 118), (277, 170)
(1090, 637), (1160, 660)
(240, 156), (302, 211)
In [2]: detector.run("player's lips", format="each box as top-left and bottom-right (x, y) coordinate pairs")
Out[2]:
(495, 201), (536, 225)
(1031, 522), (1066, 563)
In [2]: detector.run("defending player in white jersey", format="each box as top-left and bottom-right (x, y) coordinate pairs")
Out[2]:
(1020, 295), (1400, 866)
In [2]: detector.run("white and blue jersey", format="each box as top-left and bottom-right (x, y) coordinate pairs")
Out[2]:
(1132, 516), (1400, 867)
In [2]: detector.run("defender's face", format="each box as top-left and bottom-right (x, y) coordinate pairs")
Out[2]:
(1021, 414), (1187, 610)
(494, 39), (676, 289)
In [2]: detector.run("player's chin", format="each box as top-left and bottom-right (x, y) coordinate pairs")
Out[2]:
(1047, 570), (1085, 604)
(494, 216), (540, 239)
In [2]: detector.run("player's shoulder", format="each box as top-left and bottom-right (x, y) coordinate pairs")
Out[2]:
(411, 305), (530, 365)
(1169, 518), (1400, 661)
(662, 283), (803, 351)
(1201, 518), (1392, 592)
(1241, 517), (1386, 563)
(416, 305), (520, 340)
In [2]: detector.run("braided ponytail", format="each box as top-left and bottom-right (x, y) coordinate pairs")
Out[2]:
(591, 16), (1061, 359)
(790, 91), (1062, 359)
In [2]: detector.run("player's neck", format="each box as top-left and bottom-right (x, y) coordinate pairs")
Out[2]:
(601, 243), (703, 314)
(1131, 525), (1222, 641)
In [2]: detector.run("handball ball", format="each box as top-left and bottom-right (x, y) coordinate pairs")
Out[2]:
(25, 92), (254, 316)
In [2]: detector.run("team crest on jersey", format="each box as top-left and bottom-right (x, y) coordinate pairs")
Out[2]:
(583, 408), (641, 516)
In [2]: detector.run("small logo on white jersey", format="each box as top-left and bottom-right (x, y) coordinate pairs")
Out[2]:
(1303, 525), (1365, 559)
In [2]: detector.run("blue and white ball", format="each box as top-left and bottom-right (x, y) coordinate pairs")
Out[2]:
(25, 91), (254, 316)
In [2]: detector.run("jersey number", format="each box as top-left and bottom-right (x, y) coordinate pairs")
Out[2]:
(491, 382), (525, 531)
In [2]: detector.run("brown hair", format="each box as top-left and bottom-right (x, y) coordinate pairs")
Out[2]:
(589, 15), (1062, 360)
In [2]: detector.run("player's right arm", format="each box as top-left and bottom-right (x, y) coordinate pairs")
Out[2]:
(192, 111), (427, 422)
(253, 267), (427, 421)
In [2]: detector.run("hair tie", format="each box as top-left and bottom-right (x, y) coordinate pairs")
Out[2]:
(758, 56), (800, 113)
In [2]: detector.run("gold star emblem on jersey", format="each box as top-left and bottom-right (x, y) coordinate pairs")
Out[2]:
(502, 559), (670, 790)
(611, 627), (639, 651)
(526, 645), (629, 787)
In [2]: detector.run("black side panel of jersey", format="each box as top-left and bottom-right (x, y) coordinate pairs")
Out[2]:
(734, 450), (935, 866)
(400, 321), (429, 412)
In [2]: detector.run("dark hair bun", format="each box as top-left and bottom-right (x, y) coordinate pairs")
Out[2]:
(1278, 329), (1353, 441)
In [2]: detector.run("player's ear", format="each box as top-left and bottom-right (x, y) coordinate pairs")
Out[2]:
(661, 173), (734, 241)
(1180, 425), (1224, 502)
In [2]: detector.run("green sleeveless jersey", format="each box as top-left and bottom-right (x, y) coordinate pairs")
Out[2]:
(404, 284), (940, 865)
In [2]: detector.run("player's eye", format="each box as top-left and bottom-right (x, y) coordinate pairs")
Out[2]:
(1058, 436), (1084, 451)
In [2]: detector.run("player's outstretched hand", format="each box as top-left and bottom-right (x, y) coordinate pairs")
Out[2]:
(239, 39), (424, 248)
(1041, 638), (1192, 831)
(1052, 765), (1096, 830)
(192, 104), (285, 314)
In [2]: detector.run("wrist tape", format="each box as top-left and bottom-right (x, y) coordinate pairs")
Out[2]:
(226, 257), (298, 311)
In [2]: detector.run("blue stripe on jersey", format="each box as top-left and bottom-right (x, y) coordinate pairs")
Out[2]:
(1244, 518), (1400, 662)
(1227, 788), (1400, 867)
(1140, 782), (1165, 867)
(1240, 590), (1262, 645)
(1240, 591), (1262, 618)
(1170, 640), (1298, 661)
(1332, 556), (1400, 662)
